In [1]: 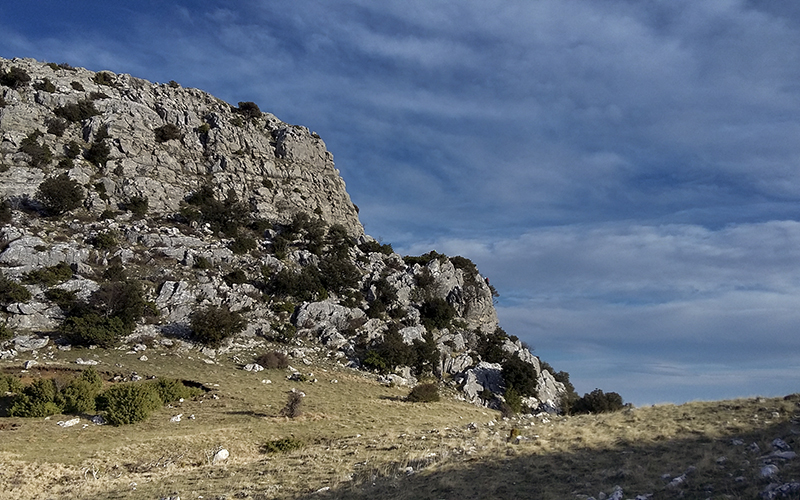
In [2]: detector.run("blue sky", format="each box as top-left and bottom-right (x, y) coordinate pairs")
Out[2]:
(2, 1), (799, 405)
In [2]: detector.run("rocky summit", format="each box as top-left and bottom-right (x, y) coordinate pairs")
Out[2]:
(0, 57), (565, 411)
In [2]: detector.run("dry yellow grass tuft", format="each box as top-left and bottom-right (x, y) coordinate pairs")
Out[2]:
(1, 344), (798, 500)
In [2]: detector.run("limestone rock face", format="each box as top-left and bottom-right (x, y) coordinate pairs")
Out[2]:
(0, 57), (363, 235)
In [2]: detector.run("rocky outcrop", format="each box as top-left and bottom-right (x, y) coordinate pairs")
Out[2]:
(0, 57), (362, 235)
(0, 57), (566, 413)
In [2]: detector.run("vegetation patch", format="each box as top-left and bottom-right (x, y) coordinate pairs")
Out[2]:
(189, 305), (246, 347)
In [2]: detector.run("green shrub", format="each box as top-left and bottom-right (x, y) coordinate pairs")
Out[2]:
(60, 379), (99, 414)
(190, 305), (246, 347)
(182, 185), (249, 237)
(148, 378), (200, 404)
(37, 173), (84, 215)
(235, 101), (261, 119)
(92, 72), (116, 87)
(420, 297), (455, 331)
(89, 231), (118, 249)
(97, 383), (161, 426)
(64, 140), (82, 159)
(23, 262), (73, 286)
(261, 437), (304, 454)
(90, 280), (147, 329)
(229, 235), (257, 255)
(1, 66), (31, 88)
(194, 256), (212, 269)
(0, 95), (6, 108)
(406, 383), (439, 403)
(279, 390), (304, 418)
(501, 354), (538, 398)
(0, 374), (23, 394)
(45, 288), (78, 310)
(223, 269), (248, 286)
(59, 313), (126, 347)
(154, 124), (183, 143)
(0, 323), (13, 342)
(18, 131), (53, 168)
(319, 254), (360, 295)
(70, 81), (84, 91)
(0, 275), (32, 305)
(123, 196), (148, 216)
(54, 99), (100, 123)
(84, 138), (111, 167)
(359, 240), (394, 255)
(269, 266), (325, 302)
(476, 327), (510, 364)
(196, 123), (211, 135)
(9, 378), (62, 417)
(503, 386), (523, 415)
(34, 78), (56, 93)
(572, 389), (625, 415)
(47, 118), (68, 137)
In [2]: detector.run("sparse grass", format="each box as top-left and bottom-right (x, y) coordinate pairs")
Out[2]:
(0, 346), (797, 500)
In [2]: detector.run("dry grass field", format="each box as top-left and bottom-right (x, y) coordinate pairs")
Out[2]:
(1, 341), (797, 500)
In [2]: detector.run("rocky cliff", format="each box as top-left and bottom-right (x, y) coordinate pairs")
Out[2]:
(0, 57), (565, 412)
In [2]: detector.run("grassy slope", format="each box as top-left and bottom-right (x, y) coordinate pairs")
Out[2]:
(0, 343), (797, 500)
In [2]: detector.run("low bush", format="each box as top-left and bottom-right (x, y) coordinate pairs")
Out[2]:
(406, 383), (440, 403)
(23, 262), (73, 286)
(60, 378), (99, 414)
(256, 351), (289, 369)
(45, 288), (78, 310)
(97, 383), (161, 426)
(34, 78), (56, 93)
(18, 131), (53, 168)
(47, 118), (68, 137)
(359, 239), (394, 255)
(54, 99), (100, 123)
(503, 386), (523, 415)
(235, 101), (261, 119)
(0, 275), (32, 305)
(59, 313), (126, 347)
(190, 305), (246, 347)
(92, 72), (116, 87)
(223, 269), (248, 286)
(64, 140), (82, 159)
(279, 390), (304, 418)
(0, 323), (13, 342)
(0, 374), (23, 394)
(89, 231), (118, 249)
(9, 378), (61, 417)
(229, 235), (257, 255)
(84, 137), (111, 167)
(148, 378), (201, 404)
(1, 67), (31, 88)
(261, 437), (304, 454)
(123, 196), (148, 217)
(154, 124), (183, 143)
(37, 173), (84, 215)
(70, 81), (84, 91)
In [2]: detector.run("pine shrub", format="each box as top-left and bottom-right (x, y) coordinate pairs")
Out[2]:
(54, 99), (100, 123)
(23, 262), (73, 286)
(37, 173), (84, 215)
(261, 437), (304, 453)
(190, 305), (246, 347)
(0, 275), (32, 305)
(97, 383), (161, 426)
(154, 123), (183, 143)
